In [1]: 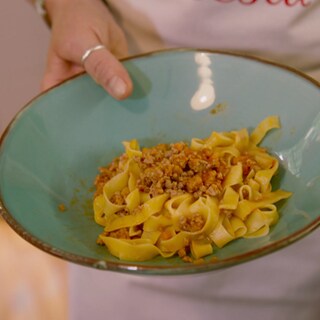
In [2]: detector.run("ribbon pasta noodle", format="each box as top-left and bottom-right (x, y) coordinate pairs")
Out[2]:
(93, 116), (291, 262)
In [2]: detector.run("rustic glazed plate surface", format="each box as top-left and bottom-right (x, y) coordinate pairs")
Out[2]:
(0, 49), (319, 275)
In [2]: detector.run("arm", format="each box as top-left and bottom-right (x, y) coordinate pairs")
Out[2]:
(32, 0), (133, 99)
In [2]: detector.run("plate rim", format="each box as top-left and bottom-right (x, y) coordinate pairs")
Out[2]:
(0, 202), (319, 275)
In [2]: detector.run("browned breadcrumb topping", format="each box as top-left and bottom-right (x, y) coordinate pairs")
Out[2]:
(179, 213), (205, 232)
(94, 155), (127, 197)
(231, 154), (261, 176)
(108, 228), (130, 239)
(58, 204), (67, 212)
(136, 142), (229, 199)
(94, 142), (255, 201)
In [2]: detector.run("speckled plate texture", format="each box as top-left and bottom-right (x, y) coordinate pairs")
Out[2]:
(0, 49), (319, 275)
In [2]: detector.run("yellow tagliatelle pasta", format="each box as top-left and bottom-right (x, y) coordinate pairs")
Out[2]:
(93, 116), (292, 262)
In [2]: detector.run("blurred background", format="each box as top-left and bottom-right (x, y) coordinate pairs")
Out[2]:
(0, 1), (68, 319)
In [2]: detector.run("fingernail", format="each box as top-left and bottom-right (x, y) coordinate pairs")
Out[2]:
(106, 76), (127, 99)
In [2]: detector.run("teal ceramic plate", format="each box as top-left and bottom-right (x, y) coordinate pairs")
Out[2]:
(0, 49), (319, 275)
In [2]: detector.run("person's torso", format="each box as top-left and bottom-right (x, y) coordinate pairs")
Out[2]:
(107, 0), (320, 79)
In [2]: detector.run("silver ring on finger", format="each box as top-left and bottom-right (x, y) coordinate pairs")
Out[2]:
(81, 44), (106, 65)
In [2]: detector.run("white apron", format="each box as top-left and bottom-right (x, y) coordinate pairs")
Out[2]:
(107, 0), (320, 80)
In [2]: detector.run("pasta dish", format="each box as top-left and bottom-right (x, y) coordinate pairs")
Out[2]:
(93, 116), (291, 262)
